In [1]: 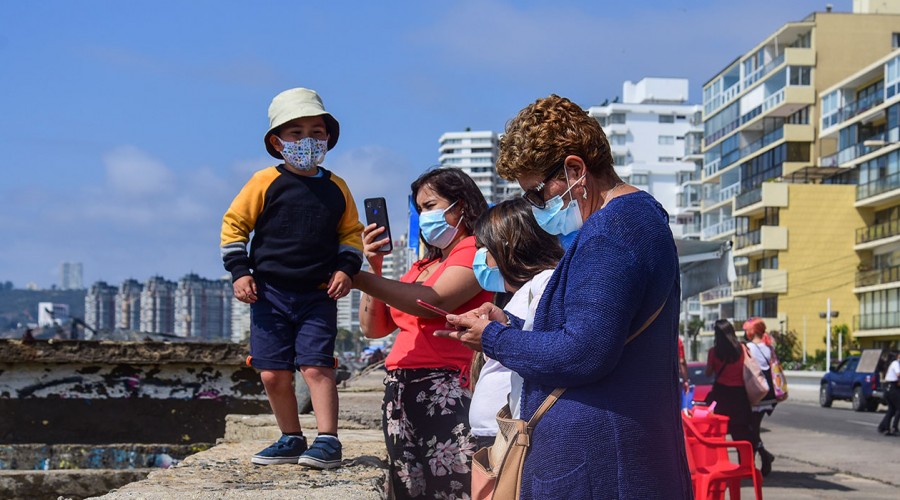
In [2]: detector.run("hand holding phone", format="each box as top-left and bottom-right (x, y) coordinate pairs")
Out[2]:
(364, 197), (393, 253)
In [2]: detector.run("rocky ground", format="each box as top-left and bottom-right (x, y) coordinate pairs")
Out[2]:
(92, 367), (390, 500)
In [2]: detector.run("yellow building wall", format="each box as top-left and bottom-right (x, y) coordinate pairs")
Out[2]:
(778, 184), (864, 356)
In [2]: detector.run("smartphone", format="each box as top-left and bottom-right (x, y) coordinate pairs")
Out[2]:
(416, 299), (451, 317)
(364, 197), (393, 253)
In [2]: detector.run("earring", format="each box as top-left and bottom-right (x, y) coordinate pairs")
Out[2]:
(583, 186), (588, 199)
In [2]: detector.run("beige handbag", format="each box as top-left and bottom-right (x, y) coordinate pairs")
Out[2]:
(471, 299), (668, 500)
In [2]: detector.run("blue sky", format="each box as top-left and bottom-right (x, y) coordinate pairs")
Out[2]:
(0, 0), (830, 288)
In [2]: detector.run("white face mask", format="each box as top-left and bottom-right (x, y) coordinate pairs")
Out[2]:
(531, 170), (586, 236)
(278, 136), (327, 171)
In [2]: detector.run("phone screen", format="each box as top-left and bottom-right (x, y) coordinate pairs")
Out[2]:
(364, 197), (393, 253)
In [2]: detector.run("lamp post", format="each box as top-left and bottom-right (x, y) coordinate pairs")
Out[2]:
(819, 297), (839, 370)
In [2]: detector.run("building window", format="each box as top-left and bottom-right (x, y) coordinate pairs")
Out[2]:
(659, 115), (675, 124)
(609, 113), (626, 124)
(676, 115), (687, 121)
(658, 157), (675, 163)
(658, 135), (675, 145)
(632, 173), (649, 185)
(893, 33), (900, 48)
(613, 154), (628, 166)
(787, 106), (810, 125)
(788, 66), (811, 86)
(609, 134), (626, 145)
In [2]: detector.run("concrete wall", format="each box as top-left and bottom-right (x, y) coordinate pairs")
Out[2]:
(779, 184), (864, 355)
(0, 340), (268, 444)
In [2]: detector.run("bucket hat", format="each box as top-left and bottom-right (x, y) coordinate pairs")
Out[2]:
(265, 88), (340, 159)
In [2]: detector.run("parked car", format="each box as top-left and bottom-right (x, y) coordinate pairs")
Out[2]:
(685, 361), (715, 405)
(819, 351), (885, 412)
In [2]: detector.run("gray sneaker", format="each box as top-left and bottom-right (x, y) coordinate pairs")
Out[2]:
(297, 435), (342, 469)
(251, 434), (308, 465)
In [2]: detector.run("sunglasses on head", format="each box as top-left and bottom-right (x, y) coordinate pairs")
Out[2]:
(521, 161), (565, 209)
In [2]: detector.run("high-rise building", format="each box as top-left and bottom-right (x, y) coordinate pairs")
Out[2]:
(174, 274), (232, 340)
(588, 77), (703, 239)
(140, 276), (176, 334)
(231, 297), (251, 343)
(60, 262), (83, 290)
(698, 3), (900, 353)
(438, 130), (519, 203)
(820, 48), (900, 349)
(115, 279), (143, 331)
(85, 281), (117, 332)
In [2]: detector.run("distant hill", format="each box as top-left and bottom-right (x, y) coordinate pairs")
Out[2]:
(0, 289), (86, 332)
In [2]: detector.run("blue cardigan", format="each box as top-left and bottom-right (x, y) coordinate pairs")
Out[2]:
(482, 191), (692, 499)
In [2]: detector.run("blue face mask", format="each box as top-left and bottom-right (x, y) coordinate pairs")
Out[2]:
(419, 201), (462, 249)
(473, 247), (506, 292)
(531, 172), (586, 236)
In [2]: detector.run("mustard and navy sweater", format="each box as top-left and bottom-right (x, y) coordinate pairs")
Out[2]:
(220, 165), (364, 291)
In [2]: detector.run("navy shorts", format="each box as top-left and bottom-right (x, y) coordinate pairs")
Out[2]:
(249, 281), (337, 370)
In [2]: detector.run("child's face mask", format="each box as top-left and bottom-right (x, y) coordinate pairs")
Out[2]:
(278, 136), (328, 171)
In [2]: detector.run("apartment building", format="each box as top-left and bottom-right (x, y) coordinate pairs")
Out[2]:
(438, 130), (522, 203)
(115, 278), (143, 331)
(85, 281), (117, 332)
(173, 274), (232, 340)
(699, 4), (900, 355)
(140, 276), (176, 335)
(820, 48), (900, 349)
(588, 77), (703, 240)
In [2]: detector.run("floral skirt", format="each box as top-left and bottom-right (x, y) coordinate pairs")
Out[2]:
(383, 368), (475, 499)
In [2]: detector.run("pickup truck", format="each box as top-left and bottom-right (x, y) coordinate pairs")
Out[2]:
(819, 350), (886, 412)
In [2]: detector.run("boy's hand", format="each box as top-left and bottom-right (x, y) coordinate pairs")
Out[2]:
(327, 271), (351, 300)
(233, 275), (257, 304)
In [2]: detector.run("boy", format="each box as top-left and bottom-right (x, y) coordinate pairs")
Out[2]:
(221, 88), (364, 468)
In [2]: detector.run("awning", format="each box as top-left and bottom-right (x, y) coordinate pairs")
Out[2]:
(677, 239), (734, 298)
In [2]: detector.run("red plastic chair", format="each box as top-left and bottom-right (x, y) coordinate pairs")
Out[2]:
(682, 414), (763, 500)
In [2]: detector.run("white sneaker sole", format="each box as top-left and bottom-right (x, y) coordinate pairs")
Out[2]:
(251, 455), (302, 465)
(297, 456), (342, 469)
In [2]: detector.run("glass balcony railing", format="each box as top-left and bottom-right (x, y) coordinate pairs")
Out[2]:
(735, 187), (763, 210)
(701, 284), (732, 302)
(704, 158), (722, 178)
(855, 265), (900, 287)
(857, 170), (900, 200)
(734, 228), (761, 250)
(856, 219), (900, 245)
(719, 182), (740, 203)
(701, 218), (736, 239)
(822, 93), (887, 130)
(733, 270), (761, 292)
(742, 54), (786, 89)
(855, 312), (900, 330)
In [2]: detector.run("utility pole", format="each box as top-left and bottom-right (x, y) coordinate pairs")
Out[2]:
(819, 298), (839, 370)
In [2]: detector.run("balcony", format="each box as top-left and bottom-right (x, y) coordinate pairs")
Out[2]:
(732, 269), (787, 295)
(856, 170), (900, 204)
(701, 217), (736, 240)
(742, 53), (786, 90)
(703, 158), (722, 179)
(855, 264), (900, 289)
(733, 226), (788, 256)
(856, 218), (900, 248)
(734, 183), (789, 216)
(700, 284), (732, 304)
(822, 92), (887, 131)
(854, 312), (900, 332)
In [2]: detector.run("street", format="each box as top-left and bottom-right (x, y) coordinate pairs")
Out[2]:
(735, 390), (899, 499)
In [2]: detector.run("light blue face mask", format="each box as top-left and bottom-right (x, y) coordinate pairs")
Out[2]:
(531, 172), (586, 236)
(473, 247), (506, 292)
(419, 201), (462, 249)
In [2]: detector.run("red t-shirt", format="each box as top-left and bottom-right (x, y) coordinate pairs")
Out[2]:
(385, 236), (494, 373)
(706, 347), (745, 387)
(678, 338), (685, 361)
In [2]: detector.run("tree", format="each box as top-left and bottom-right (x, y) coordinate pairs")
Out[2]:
(823, 323), (854, 359)
(771, 329), (800, 363)
(335, 328), (356, 353)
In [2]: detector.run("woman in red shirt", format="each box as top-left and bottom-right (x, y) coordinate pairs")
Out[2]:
(354, 168), (491, 499)
(705, 319), (753, 446)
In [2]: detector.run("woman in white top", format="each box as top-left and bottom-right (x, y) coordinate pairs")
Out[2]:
(878, 351), (900, 435)
(743, 318), (777, 476)
(467, 198), (563, 449)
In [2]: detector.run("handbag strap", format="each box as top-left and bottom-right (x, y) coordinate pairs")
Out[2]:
(525, 296), (669, 431)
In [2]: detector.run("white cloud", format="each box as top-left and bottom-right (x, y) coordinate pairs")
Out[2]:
(103, 145), (175, 197)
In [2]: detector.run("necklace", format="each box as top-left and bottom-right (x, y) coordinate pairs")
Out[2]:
(601, 182), (627, 208)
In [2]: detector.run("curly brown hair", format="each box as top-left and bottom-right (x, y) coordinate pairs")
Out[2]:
(497, 94), (614, 182)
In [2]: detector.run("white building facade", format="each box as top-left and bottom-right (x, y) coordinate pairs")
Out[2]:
(588, 78), (703, 239)
(85, 281), (117, 332)
(438, 130), (521, 203)
(115, 279), (143, 331)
